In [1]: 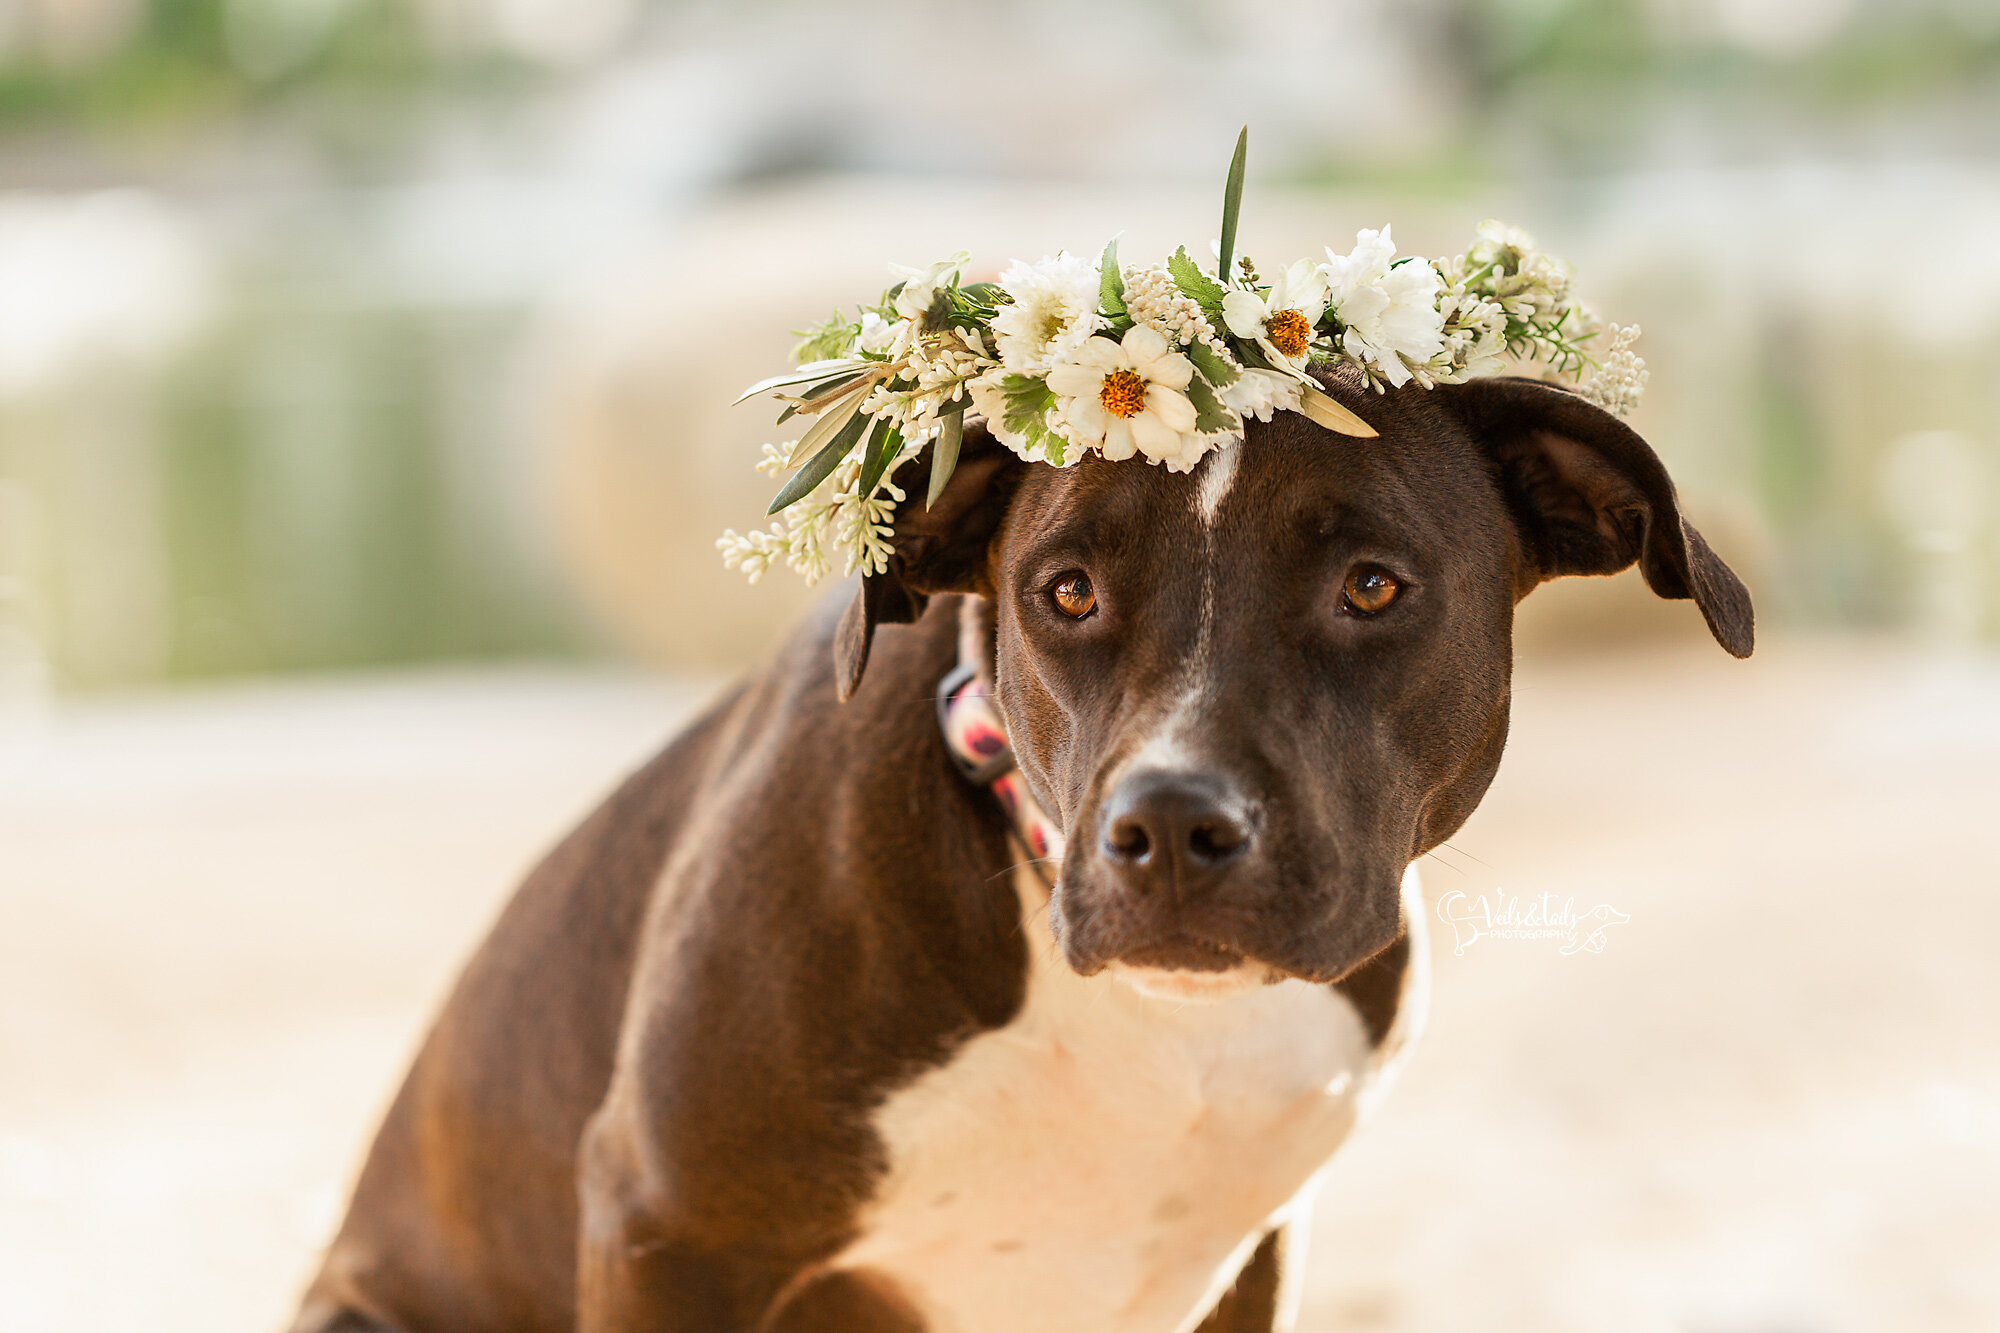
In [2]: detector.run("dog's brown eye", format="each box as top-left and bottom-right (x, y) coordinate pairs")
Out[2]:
(1051, 573), (1096, 619)
(1342, 565), (1401, 616)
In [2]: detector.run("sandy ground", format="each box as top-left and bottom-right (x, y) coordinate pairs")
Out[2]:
(2, 639), (1996, 1333)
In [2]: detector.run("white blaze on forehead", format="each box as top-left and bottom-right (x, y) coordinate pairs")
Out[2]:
(1103, 445), (1238, 790)
(1196, 443), (1240, 526)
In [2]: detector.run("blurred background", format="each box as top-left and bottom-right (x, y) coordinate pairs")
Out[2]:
(1, 1), (1996, 1331)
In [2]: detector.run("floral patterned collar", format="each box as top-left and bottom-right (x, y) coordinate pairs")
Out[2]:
(937, 662), (1065, 868)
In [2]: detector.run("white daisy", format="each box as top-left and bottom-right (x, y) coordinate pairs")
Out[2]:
(1323, 226), (1446, 387)
(1046, 327), (1203, 469)
(1219, 367), (1302, 423)
(1220, 257), (1329, 375)
(992, 253), (1104, 374)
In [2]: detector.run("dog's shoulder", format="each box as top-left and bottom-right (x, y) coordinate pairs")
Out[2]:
(592, 588), (1032, 1207)
(672, 587), (1022, 973)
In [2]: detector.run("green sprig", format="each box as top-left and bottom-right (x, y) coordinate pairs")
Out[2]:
(1168, 246), (1226, 312)
(1099, 238), (1128, 327)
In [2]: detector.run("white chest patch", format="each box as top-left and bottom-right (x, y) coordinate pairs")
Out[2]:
(829, 868), (1427, 1333)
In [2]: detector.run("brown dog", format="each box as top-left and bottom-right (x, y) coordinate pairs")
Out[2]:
(294, 371), (1751, 1333)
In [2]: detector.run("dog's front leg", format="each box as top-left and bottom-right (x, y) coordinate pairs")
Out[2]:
(576, 1161), (922, 1333)
(577, 1208), (922, 1333)
(574, 1102), (750, 1333)
(576, 1066), (921, 1333)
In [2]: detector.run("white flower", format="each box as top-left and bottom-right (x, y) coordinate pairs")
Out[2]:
(834, 461), (914, 577)
(889, 252), (969, 321)
(1469, 221), (1571, 307)
(1423, 271), (1510, 384)
(856, 311), (900, 355)
(1047, 326), (1205, 470)
(1219, 367), (1302, 423)
(727, 215), (1641, 589)
(1323, 226), (1446, 388)
(899, 326), (996, 433)
(1579, 323), (1647, 416)
(1124, 264), (1223, 352)
(1221, 257), (1329, 375)
(992, 253), (1103, 374)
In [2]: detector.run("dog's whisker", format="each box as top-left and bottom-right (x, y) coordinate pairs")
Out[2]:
(1421, 849), (1471, 879)
(1439, 841), (1499, 873)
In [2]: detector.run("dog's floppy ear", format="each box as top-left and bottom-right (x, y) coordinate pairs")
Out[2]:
(834, 418), (1026, 699)
(1449, 376), (1754, 658)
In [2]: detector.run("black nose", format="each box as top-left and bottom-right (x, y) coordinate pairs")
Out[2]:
(1100, 769), (1253, 897)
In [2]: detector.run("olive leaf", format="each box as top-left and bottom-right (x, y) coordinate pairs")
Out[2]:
(785, 371), (867, 409)
(785, 380), (871, 467)
(768, 410), (869, 514)
(926, 407), (965, 509)
(1297, 384), (1379, 438)
(734, 358), (869, 407)
(856, 418), (904, 500)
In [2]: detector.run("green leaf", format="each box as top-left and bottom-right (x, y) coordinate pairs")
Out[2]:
(768, 410), (870, 514)
(927, 408), (965, 509)
(997, 374), (1080, 464)
(1098, 238), (1126, 320)
(1001, 374), (1056, 438)
(856, 418), (904, 499)
(1184, 375), (1236, 436)
(959, 281), (1009, 306)
(944, 282), (1006, 329)
(1232, 337), (1279, 372)
(1217, 126), (1247, 282)
(1168, 246), (1225, 312)
(1186, 339), (1240, 388)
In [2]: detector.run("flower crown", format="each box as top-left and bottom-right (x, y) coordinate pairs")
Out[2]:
(720, 130), (1646, 586)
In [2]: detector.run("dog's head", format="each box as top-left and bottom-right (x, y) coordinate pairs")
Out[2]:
(839, 371), (1752, 993)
